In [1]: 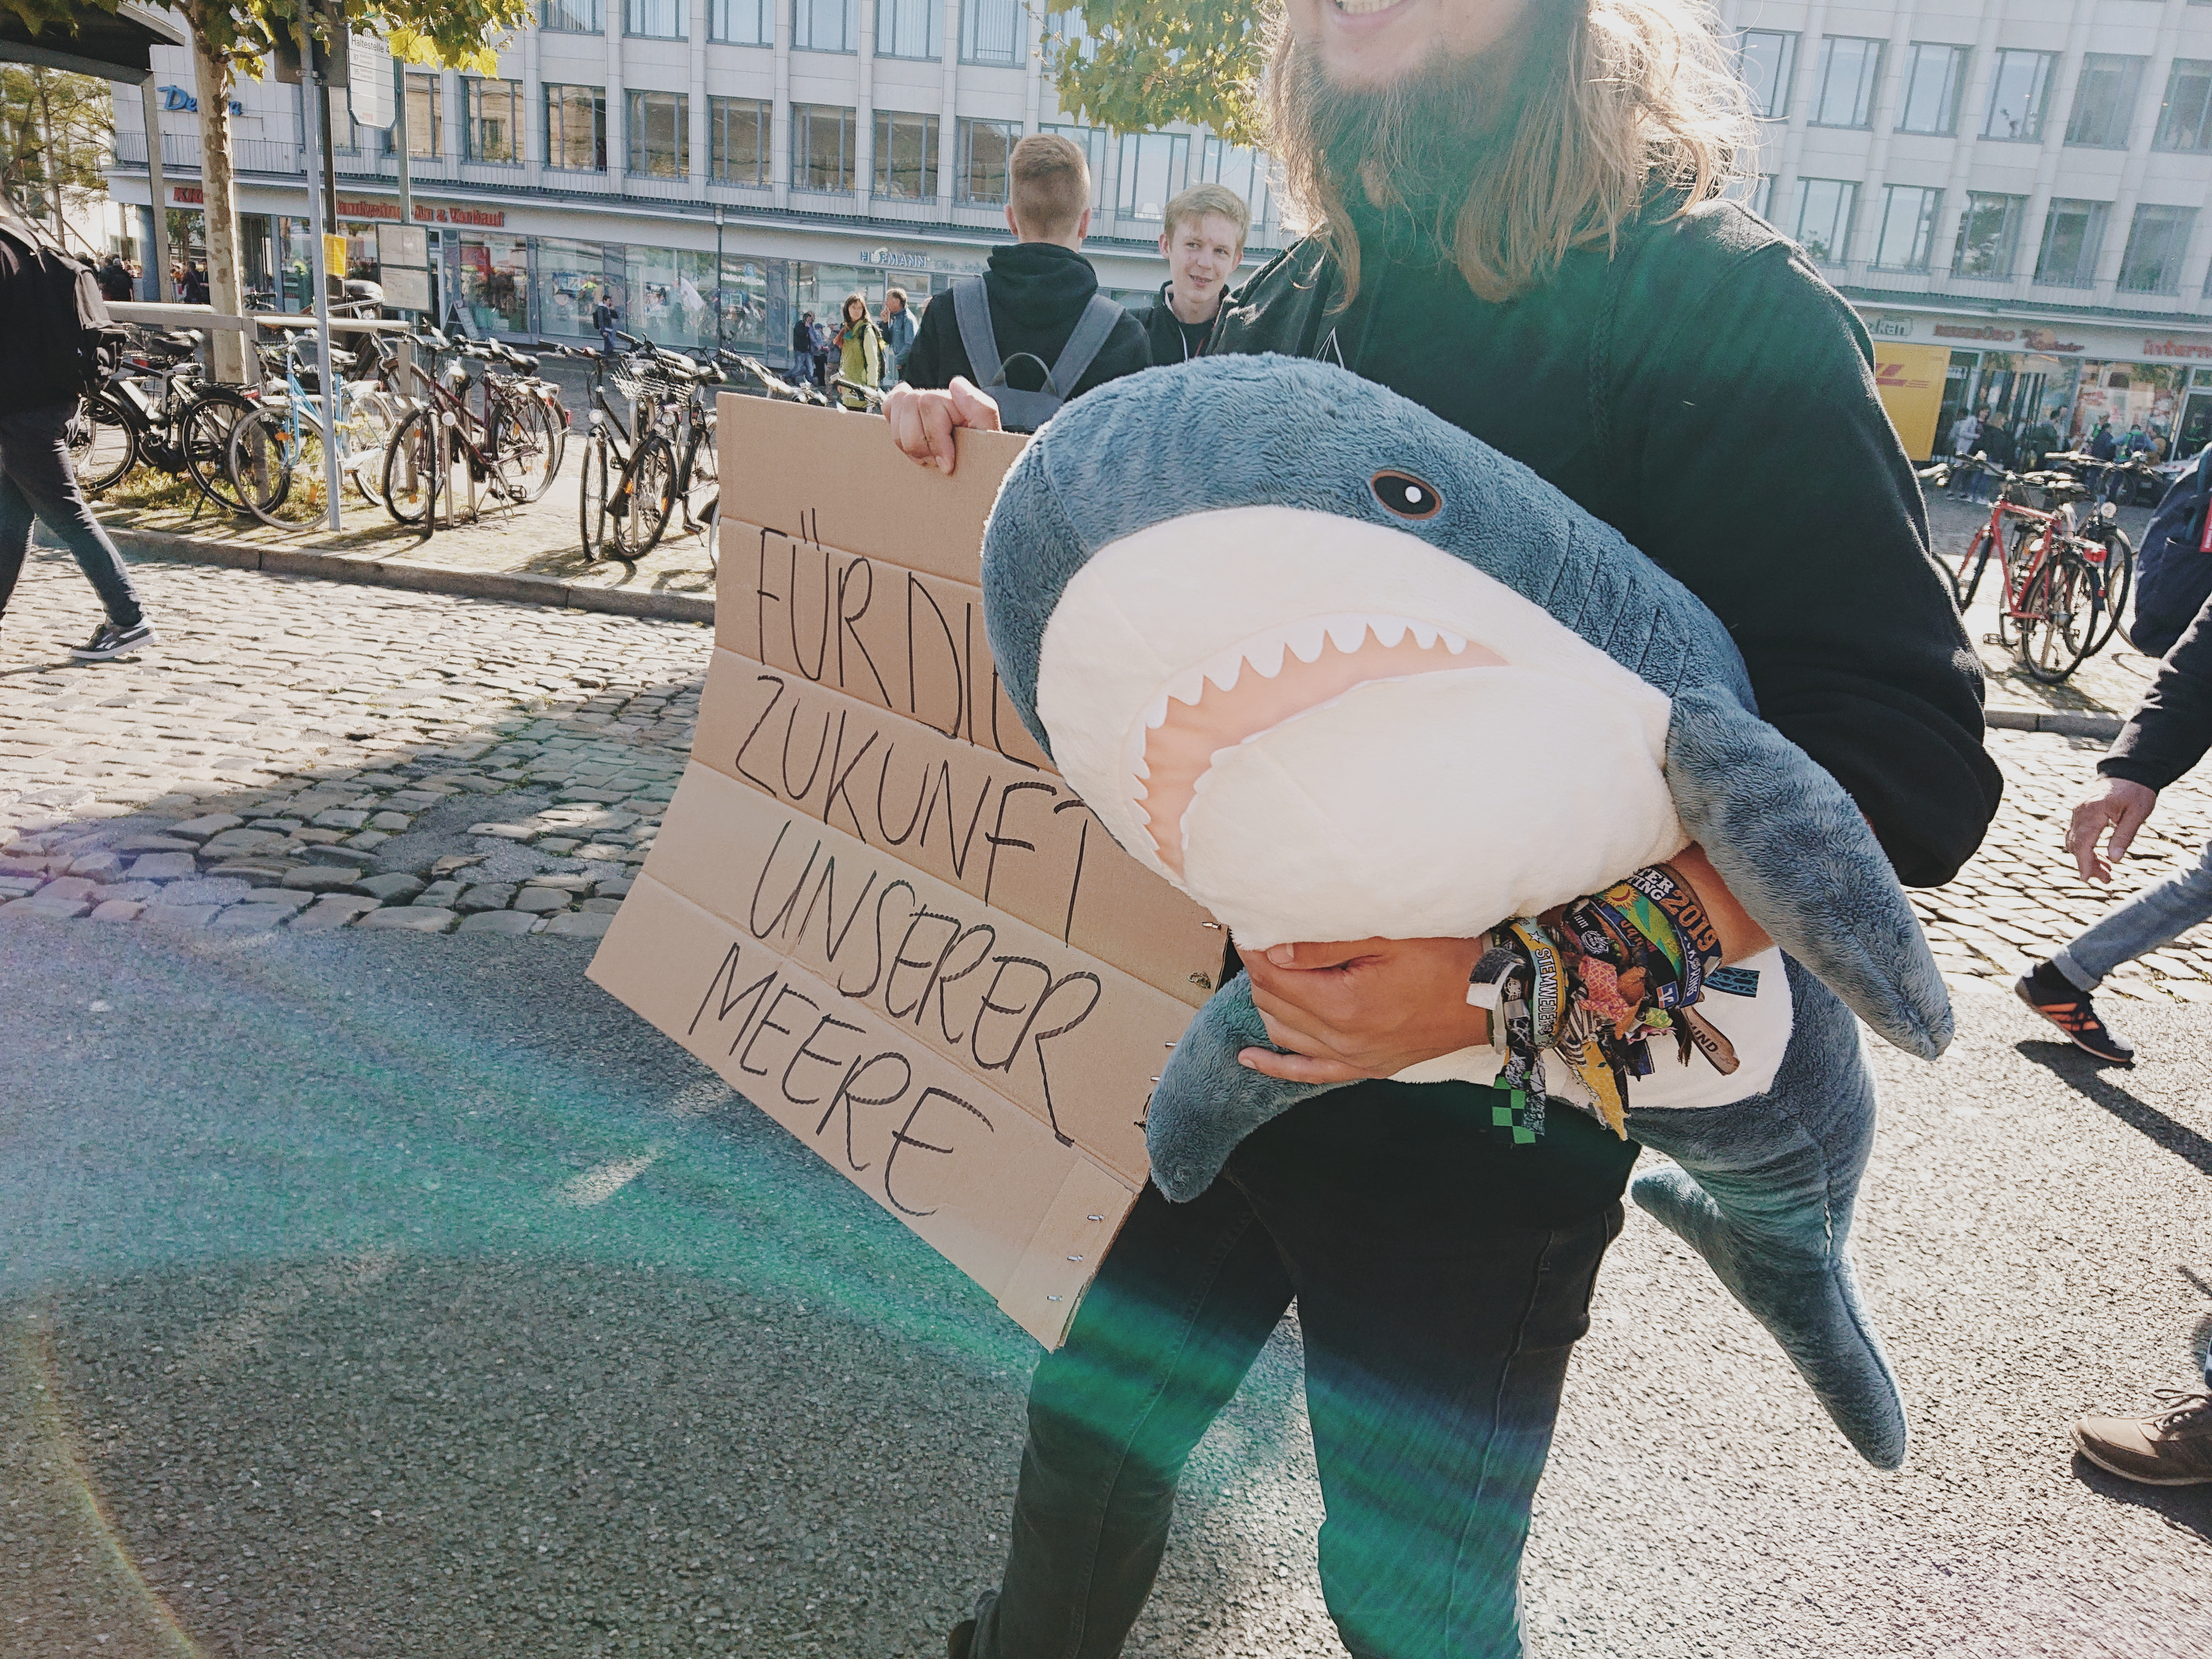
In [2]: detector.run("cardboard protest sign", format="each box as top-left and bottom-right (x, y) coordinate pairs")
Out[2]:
(589, 395), (1225, 1345)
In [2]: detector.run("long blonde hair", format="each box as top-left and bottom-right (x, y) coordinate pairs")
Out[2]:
(1269, 0), (1755, 305)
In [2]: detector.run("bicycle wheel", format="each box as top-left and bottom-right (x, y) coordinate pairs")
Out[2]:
(1993, 522), (2042, 652)
(512, 394), (565, 500)
(2019, 546), (2096, 685)
(612, 433), (676, 560)
(381, 407), (443, 526)
(579, 430), (611, 560)
(178, 388), (254, 513)
(338, 390), (402, 509)
(71, 392), (137, 496)
(225, 408), (304, 527)
(1952, 526), (1995, 610)
(2083, 526), (2134, 655)
(490, 394), (561, 504)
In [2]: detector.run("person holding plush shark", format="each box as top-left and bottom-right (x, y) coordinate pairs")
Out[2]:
(886, 2), (2000, 1656)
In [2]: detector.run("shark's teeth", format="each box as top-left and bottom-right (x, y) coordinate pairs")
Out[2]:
(1142, 691), (1171, 730)
(1409, 621), (1439, 650)
(1204, 656), (1243, 693)
(1369, 616), (1408, 649)
(1326, 616), (1369, 654)
(1247, 636), (1287, 678)
(1168, 668), (1207, 708)
(1285, 619), (1330, 664)
(1440, 629), (1469, 654)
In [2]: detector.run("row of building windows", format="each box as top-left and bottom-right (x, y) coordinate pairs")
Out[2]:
(1740, 32), (2212, 150)
(392, 71), (1272, 221)
(1750, 174), (2201, 294)
(534, 0), (1027, 64)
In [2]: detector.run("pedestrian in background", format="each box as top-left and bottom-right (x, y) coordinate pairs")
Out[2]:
(1948, 404), (1983, 499)
(878, 288), (916, 388)
(96, 253), (132, 304)
(831, 292), (881, 409)
(0, 203), (158, 661)
(592, 290), (620, 356)
(2017, 584), (2212, 1065)
(1137, 182), (1250, 364)
(2024, 407), (2061, 472)
(790, 309), (816, 379)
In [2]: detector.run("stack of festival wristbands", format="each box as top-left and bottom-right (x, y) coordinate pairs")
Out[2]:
(1467, 864), (1736, 1139)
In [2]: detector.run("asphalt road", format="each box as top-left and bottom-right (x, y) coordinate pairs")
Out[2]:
(3, 920), (2208, 1659)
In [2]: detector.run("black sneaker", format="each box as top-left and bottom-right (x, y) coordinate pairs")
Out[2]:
(70, 621), (156, 661)
(2016, 960), (2136, 1064)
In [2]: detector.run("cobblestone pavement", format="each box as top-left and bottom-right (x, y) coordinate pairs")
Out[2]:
(0, 553), (708, 939)
(4, 550), (2211, 997)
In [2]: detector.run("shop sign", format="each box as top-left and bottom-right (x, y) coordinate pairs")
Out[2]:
(857, 246), (983, 274)
(155, 85), (243, 116)
(334, 197), (506, 228)
(171, 185), (204, 205)
(1867, 315), (1913, 339)
(1931, 322), (2086, 353)
(2142, 337), (2212, 360)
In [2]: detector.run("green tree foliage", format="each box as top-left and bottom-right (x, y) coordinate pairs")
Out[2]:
(0, 65), (114, 249)
(1043, 0), (1270, 150)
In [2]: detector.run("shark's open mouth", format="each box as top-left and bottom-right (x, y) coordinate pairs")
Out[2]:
(1133, 615), (1506, 874)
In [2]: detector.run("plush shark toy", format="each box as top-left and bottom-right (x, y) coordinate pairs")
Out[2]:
(978, 355), (1953, 1470)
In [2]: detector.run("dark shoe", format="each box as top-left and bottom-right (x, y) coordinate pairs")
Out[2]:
(2015, 961), (2135, 1064)
(70, 620), (156, 662)
(946, 1618), (976, 1659)
(2072, 1391), (2212, 1486)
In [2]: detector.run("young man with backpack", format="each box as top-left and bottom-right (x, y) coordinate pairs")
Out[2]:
(893, 132), (1148, 437)
(0, 203), (154, 662)
(1136, 182), (1250, 364)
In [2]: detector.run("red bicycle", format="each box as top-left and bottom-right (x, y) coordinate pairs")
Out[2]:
(1925, 455), (2111, 684)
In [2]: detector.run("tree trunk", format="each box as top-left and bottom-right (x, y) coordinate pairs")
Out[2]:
(189, 15), (247, 382)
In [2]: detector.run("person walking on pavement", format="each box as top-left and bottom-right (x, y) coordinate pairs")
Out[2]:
(2024, 407), (2062, 473)
(807, 313), (833, 389)
(790, 310), (816, 380)
(2017, 585), (2212, 1065)
(885, 0), (1998, 1652)
(0, 205), (157, 661)
(831, 292), (882, 409)
(878, 288), (917, 388)
(592, 290), (620, 356)
(1948, 404), (1984, 499)
(1137, 182), (1250, 364)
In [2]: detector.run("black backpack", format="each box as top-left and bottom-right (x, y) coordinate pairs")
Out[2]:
(0, 207), (127, 398)
(2127, 445), (2212, 658)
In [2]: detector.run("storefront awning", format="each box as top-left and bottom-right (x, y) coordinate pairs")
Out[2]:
(0, 2), (188, 85)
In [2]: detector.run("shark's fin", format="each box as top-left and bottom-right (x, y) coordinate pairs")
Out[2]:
(1146, 972), (1333, 1201)
(1665, 687), (1953, 1061)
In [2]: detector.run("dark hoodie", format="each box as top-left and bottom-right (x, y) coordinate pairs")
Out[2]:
(901, 241), (1149, 400)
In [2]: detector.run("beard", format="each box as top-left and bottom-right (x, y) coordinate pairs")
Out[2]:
(1270, 23), (1543, 238)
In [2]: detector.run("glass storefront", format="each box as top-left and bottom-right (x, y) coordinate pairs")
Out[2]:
(537, 237), (616, 337)
(457, 235), (529, 335)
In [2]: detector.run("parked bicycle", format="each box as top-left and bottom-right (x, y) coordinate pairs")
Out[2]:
(1925, 453), (2128, 683)
(71, 326), (259, 514)
(381, 329), (567, 529)
(543, 332), (719, 563)
(223, 325), (406, 528)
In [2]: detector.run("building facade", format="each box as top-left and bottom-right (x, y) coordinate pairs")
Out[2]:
(102, 1), (1284, 367)
(1725, 0), (2212, 455)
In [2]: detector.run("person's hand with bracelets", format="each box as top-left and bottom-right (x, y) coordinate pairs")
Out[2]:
(1237, 844), (1771, 1088)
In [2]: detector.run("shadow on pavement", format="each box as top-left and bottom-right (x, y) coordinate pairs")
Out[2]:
(2015, 1040), (2212, 1177)
(2069, 1452), (2212, 1544)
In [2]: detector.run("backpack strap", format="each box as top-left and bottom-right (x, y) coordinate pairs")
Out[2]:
(952, 276), (1005, 388)
(1045, 294), (1124, 396)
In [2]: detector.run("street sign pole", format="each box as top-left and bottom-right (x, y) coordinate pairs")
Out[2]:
(301, 67), (343, 532)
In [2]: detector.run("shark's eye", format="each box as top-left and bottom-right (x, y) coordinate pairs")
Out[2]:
(1370, 471), (1442, 519)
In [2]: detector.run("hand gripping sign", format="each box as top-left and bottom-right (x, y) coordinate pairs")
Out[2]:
(587, 394), (1222, 1344)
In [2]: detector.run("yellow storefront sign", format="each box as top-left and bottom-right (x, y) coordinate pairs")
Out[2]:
(1872, 343), (1950, 462)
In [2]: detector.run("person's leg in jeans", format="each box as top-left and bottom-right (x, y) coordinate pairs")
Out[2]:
(0, 403), (147, 631)
(967, 1176), (1293, 1659)
(2052, 836), (2212, 990)
(1245, 1184), (1619, 1659)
